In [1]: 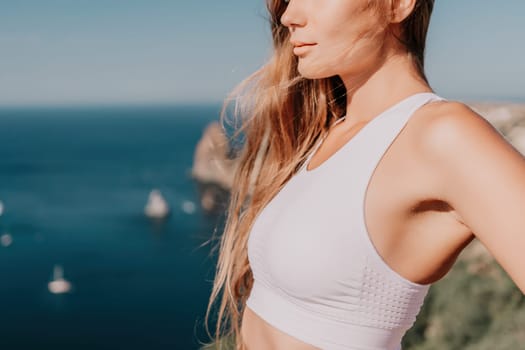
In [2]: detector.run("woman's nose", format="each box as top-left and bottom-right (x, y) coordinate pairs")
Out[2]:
(280, 0), (307, 29)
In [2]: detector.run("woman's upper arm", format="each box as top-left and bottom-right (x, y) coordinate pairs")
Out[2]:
(418, 101), (525, 294)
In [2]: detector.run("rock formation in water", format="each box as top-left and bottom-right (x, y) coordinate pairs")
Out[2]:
(191, 121), (239, 214)
(144, 189), (170, 219)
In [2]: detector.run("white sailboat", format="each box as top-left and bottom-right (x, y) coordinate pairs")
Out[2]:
(144, 189), (170, 219)
(48, 264), (72, 294)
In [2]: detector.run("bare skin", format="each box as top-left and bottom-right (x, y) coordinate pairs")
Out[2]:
(239, 0), (525, 348)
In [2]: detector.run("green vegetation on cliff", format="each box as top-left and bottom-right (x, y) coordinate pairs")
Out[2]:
(404, 241), (525, 350)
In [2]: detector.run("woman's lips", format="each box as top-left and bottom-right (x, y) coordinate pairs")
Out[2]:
(292, 43), (317, 55)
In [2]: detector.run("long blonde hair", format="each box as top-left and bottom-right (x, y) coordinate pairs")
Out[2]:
(203, 0), (435, 348)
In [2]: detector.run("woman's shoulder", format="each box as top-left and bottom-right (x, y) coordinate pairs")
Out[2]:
(410, 99), (502, 157)
(406, 97), (524, 204)
(411, 98), (525, 294)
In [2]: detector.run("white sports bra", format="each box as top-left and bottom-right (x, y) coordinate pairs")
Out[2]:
(245, 92), (447, 349)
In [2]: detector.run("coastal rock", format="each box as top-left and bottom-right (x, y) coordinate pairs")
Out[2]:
(191, 121), (240, 213)
(191, 121), (238, 190)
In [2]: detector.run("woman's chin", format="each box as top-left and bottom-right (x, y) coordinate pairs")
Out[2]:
(297, 64), (331, 80)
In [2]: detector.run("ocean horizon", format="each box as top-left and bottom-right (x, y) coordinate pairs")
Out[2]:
(0, 91), (524, 111)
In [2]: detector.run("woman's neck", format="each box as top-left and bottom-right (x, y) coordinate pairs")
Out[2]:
(340, 53), (431, 125)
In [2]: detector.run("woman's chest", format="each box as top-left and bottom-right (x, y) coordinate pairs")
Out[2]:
(247, 127), (442, 293)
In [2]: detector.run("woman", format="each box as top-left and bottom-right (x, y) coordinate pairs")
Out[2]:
(205, 0), (525, 349)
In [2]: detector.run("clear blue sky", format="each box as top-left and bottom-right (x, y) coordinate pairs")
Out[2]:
(0, 0), (523, 106)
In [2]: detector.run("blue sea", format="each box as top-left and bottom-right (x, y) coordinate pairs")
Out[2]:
(0, 105), (224, 349)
